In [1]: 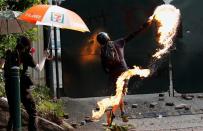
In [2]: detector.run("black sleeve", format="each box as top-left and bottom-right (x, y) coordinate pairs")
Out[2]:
(114, 39), (125, 48)
(100, 54), (110, 73)
(24, 53), (36, 68)
(124, 20), (152, 43)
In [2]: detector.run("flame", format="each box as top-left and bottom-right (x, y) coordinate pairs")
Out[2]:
(152, 4), (181, 59)
(92, 66), (150, 120)
(81, 31), (100, 64)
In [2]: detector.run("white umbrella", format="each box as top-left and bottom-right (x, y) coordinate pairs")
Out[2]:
(18, 5), (90, 32)
(0, 10), (35, 35)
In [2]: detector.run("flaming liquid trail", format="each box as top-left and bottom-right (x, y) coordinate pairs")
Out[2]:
(92, 66), (150, 120)
(152, 4), (181, 59)
(92, 4), (181, 120)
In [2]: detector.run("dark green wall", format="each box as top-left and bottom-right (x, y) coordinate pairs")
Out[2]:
(171, 0), (203, 93)
(60, 0), (203, 97)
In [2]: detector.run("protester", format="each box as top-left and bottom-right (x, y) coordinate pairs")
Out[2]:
(96, 19), (151, 126)
(4, 36), (49, 131)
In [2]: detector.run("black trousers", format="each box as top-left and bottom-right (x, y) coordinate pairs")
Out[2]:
(106, 69), (128, 96)
(5, 78), (37, 131)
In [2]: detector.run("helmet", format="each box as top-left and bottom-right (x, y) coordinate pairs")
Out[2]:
(97, 32), (110, 45)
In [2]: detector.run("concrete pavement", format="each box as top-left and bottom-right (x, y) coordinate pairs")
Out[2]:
(62, 92), (203, 131)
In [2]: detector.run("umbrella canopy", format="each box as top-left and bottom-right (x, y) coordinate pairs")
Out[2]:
(18, 5), (90, 32)
(0, 10), (35, 35)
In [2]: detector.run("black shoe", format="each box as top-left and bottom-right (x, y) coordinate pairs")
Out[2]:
(121, 112), (128, 122)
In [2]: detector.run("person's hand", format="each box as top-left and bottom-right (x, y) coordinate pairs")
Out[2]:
(43, 50), (53, 60)
(143, 18), (153, 28)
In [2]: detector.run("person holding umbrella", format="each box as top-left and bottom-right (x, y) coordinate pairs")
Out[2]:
(4, 36), (49, 131)
(96, 19), (152, 126)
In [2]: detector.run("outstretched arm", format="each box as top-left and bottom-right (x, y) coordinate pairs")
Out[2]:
(35, 50), (49, 72)
(124, 18), (153, 43)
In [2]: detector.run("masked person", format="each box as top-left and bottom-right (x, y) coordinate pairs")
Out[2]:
(96, 20), (151, 126)
(4, 36), (49, 131)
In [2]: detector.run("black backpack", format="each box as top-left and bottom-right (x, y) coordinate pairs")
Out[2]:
(101, 41), (120, 68)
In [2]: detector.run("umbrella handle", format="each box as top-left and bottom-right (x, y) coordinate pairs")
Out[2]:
(44, 29), (53, 60)
(44, 49), (53, 60)
(47, 29), (52, 50)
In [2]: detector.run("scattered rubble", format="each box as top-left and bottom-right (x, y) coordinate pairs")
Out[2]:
(175, 104), (186, 109)
(61, 93), (203, 130)
(184, 105), (191, 110)
(70, 122), (78, 128)
(181, 94), (194, 100)
(150, 102), (158, 108)
(165, 102), (174, 106)
(80, 120), (86, 125)
(158, 93), (165, 101)
(175, 104), (190, 110)
(159, 97), (164, 101)
(197, 95), (203, 98)
(158, 114), (163, 118)
(131, 104), (138, 108)
(63, 113), (69, 119)
(84, 116), (93, 123)
(159, 94), (165, 97)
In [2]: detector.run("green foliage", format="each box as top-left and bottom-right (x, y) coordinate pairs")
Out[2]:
(106, 123), (135, 131)
(0, 0), (6, 8)
(0, 0), (52, 13)
(32, 86), (65, 124)
(0, 0), (48, 58)
(0, 85), (5, 97)
(0, 0), (64, 125)
(0, 34), (17, 58)
(6, 0), (48, 11)
(0, 0), (41, 58)
(0, 70), (5, 97)
(23, 28), (38, 41)
(0, 79), (65, 124)
(37, 100), (64, 124)
(0, 28), (38, 58)
(32, 85), (51, 102)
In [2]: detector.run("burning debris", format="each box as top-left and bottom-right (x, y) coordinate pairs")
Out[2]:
(92, 4), (181, 123)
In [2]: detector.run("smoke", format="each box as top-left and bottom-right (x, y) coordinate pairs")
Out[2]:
(148, 58), (168, 76)
(129, 57), (168, 93)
